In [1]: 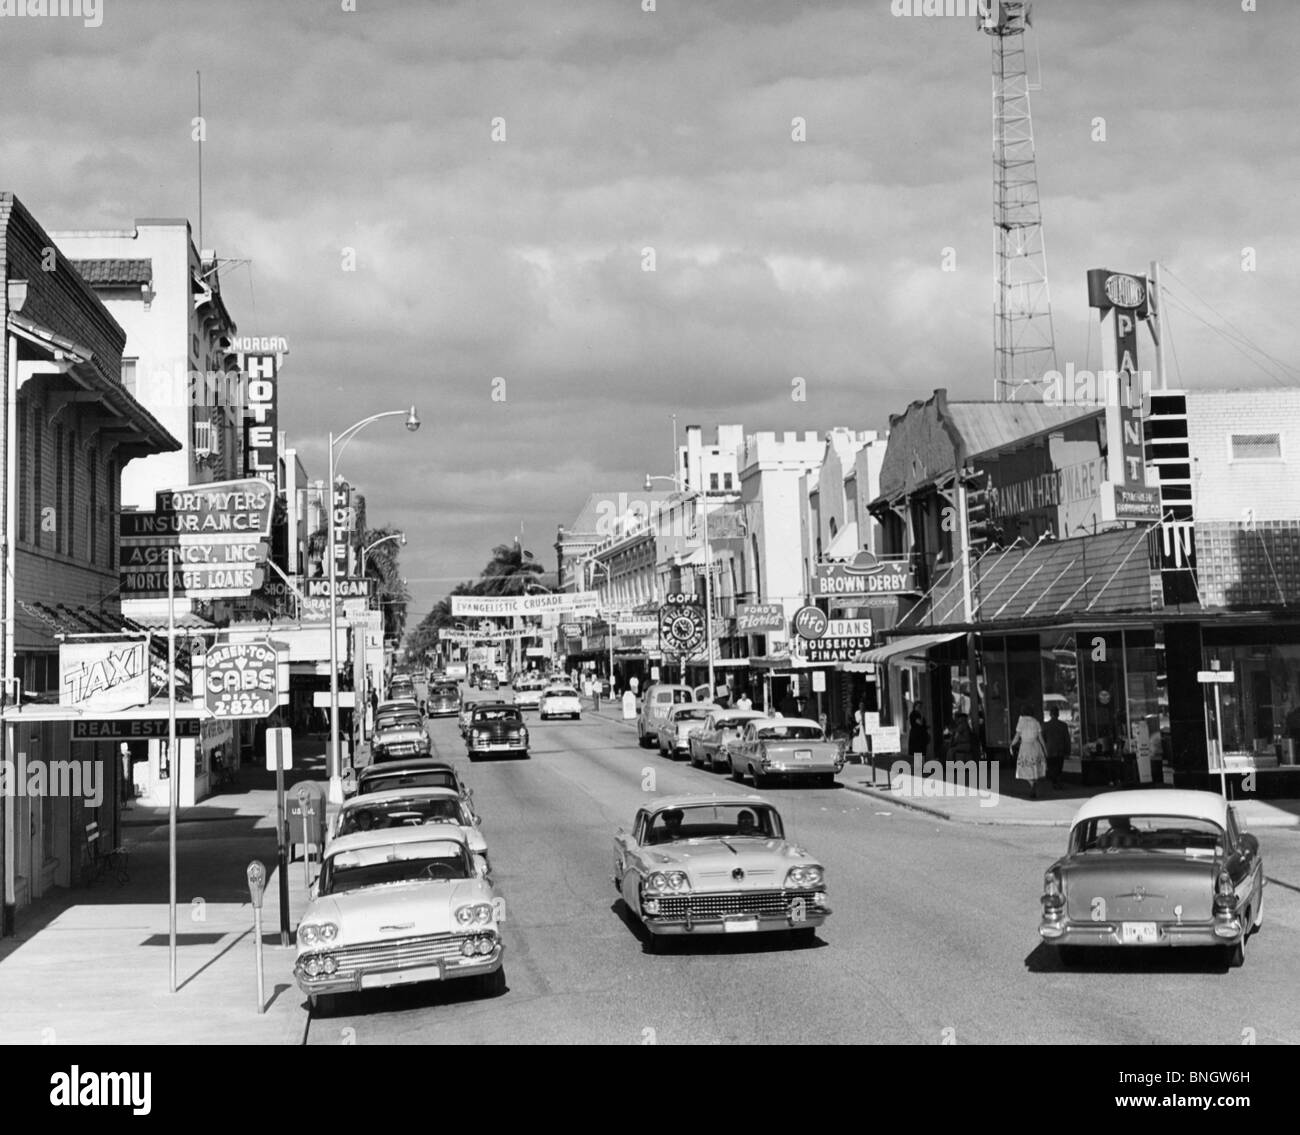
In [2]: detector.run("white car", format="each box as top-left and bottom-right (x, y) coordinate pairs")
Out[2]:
(657, 702), (716, 760)
(294, 824), (505, 1013)
(511, 677), (547, 711)
(329, 786), (490, 870)
(539, 685), (582, 720)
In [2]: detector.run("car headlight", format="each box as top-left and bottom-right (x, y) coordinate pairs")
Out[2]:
(645, 871), (668, 893)
(455, 903), (494, 926)
(786, 866), (823, 888)
(298, 921), (338, 946)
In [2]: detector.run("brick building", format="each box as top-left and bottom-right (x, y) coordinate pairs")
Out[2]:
(1, 193), (179, 934)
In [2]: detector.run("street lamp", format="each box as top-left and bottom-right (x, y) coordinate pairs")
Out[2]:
(583, 559), (616, 682)
(361, 530), (406, 570)
(327, 407), (420, 804)
(645, 472), (714, 697)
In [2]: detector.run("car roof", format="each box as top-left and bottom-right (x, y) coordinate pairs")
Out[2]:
(644, 793), (772, 814)
(472, 701), (519, 711)
(648, 683), (693, 693)
(709, 709), (767, 721)
(325, 822), (470, 859)
(1070, 789), (1231, 829)
(753, 717), (822, 730)
(358, 758), (458, 778)
(669, 702), (716, 714)
(340, 786), (460, 807)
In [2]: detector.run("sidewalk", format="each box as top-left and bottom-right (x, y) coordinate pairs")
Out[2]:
(584, 696), (1300, 831)
(0, 743), (333, 1045)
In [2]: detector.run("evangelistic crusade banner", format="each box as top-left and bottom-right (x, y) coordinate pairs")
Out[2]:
(451, 591), (599, 617)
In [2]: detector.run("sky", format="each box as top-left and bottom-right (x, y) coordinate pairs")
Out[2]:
(2, 0), (1298, 620)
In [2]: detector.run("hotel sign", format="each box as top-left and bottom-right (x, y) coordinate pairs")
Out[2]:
(813, 552), (916, 597)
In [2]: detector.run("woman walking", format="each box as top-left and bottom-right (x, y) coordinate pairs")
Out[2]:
(1012, 704), (1048, 799)
(851, 699), (871, 763)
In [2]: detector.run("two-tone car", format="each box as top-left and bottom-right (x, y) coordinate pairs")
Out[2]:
(1039, 789), (1265, 968)
(613, 795), (830, 950)
(295, 824), (505, 1013)
(656, 703), (716, 760)
(465, 703), (530, 761)
(331, 786), (489, 869)
(538, 684), (582, 720)
(728, 718), (845, 788)
(637, 683), (696, 748)
(354, 758), (474, 805)
(426, 682), (461, 718)
(511, 675), (547, 711)
(370, 710), (432, 763)
(687, 709), (766, 771)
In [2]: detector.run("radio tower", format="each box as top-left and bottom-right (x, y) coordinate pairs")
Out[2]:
(982, 2), (1058, 401)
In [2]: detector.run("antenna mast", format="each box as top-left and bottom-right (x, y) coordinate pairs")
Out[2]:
(982, 2), (1058, 401)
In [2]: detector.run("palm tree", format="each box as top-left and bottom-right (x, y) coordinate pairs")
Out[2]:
(476, 541), (544, 596)
(360, 525), (410, 640)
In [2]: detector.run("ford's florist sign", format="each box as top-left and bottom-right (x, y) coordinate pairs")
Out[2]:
(813, 551), (917, 597)
(204, 640), (279, 719)
(736, 603), (785, 633)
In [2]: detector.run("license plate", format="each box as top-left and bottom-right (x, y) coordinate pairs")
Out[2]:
(360, 964), (443, 988)
(794, 750), (813, 761)
(1121, 921), (1158, 944)
(723, 917), (758, 933)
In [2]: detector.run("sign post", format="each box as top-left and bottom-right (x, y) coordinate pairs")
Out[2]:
(1197, 666), (1235, 799)
(265, 728), (292, 945)
(246, 860), (267, 1013)
(167, 547), (178, 994)
(295, 782), (315, 895)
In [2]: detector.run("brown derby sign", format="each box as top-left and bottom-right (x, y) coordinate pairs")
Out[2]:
(813, 551), (916, 597)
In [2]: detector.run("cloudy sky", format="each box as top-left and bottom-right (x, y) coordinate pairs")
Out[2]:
(3, 0), (1297, 618)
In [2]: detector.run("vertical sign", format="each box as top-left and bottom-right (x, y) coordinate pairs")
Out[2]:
(332, 482), (353, 579)
(242, 352), (279, 486)
(1087, 268), (1149, 490)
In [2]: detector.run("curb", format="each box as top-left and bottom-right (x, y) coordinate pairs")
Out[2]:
(842, 781), (1072, 827)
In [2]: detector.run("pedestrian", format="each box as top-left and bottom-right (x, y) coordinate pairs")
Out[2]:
(735, 688), (753, 711)
(851, 699), (870, 762)
(1012, 704), (1048, 799)
(946, 712), (976, 762)
(629, 674), (639, 696)
(1042, 705), (1071, 789)
(907, 705), (930, 759)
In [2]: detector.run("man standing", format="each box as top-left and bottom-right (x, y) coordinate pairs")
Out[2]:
(629, 674), (639, 697)
(1043, 705), (1071, 790)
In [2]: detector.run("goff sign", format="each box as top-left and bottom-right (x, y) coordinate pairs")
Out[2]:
(204, 640), (279, 719)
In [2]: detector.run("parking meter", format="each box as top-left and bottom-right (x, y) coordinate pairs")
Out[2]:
(246, 860), (267, 909)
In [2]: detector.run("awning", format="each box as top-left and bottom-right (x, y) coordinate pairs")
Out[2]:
(748, 654), (826, 671)
(822, 521), (860, 561)
(853, 631), (965, 666)
(2, 697), (212, 724)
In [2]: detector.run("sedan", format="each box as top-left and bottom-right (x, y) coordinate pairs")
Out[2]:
(656, 703), (716, 760)
(331, 786), (489, 869)
(426, 683), (461, 717)
(688, 710), (767, 771)
(538, 685), (582, 720)
(294, 824), (505, 1013)
(1039, 789), (1265, 968)
(512, 678), (545, 711)
(354, 759), (473, 806)
(466, 704), (529, 760)
(370, 717), (432, 763)
(728, 718), (845, 788)
(613, 795), (830, 950)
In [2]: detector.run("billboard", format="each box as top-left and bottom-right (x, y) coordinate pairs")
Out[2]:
(241, 351), (280, 486)
(59, 640), (149, 712)
(451, 591), (600, 617)
(813, 551), (916, 597)
(203, 640), (280, 719)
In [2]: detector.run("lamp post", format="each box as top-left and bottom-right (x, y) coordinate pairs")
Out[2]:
(581, 560), (615, 682)
(646, 472), (714, 697)
(327, 407), (420, 804)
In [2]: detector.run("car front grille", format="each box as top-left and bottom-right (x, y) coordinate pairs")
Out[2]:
(308, 933), (494, 975)
(378, 741), (423, 756)
(657, 890), (820, 919)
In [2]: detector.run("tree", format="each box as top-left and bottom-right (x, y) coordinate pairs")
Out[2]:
(360, 524), (410, 640)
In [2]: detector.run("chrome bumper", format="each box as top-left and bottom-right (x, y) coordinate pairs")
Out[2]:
(645, 909), (831, 936)
(295, 945), (504, 994)
(1039, 917), (1244, 947)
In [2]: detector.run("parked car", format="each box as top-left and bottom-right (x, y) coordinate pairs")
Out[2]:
(427, 682), (461, 718)
(656, 703), (716, 760)
(728, 718), (845, 788)
(1039, 789), (1265, 968)
(330, 786), (488, 868)
(388, 676), (417, 702)
(354, 759), (473, 805)
(613, 795), (830, 950)
(466, 703), (530, 761)
(538, 685), (582, 720)
(688, 709), (767, 771)
(295, 824), (504, 1013)
(636, 683), (696, 747)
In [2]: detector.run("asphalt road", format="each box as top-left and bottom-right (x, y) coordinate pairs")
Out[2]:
(307, 694), (1300, 1045)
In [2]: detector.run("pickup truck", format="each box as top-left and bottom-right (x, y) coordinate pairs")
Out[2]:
(444, 662), (468, 681)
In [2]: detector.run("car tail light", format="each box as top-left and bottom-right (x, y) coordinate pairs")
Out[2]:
(1042, 868), (1064, 912)
(1213, 871), (1237, 914)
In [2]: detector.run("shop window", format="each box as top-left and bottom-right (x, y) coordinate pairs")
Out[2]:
(1229, 433), (1282, 462)
(1040, 632), (1080, 758)
(1079, 631), (1126, 760)
(981, 636), (1010, 747)
(1206, 642), (1300, 764)
(1124, 629), (1166, 766)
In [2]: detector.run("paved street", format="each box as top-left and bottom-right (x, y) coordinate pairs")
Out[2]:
(306, 700), (1300, 1046)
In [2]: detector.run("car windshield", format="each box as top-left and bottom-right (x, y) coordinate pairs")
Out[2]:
(647, 804), (783, 844)
(358, 770), (458, 795)
(1069, 815), (1226, 856)
(756, 724), (823, 740)
(545, 687), (577, 697)
(433, 685), (459, 696)
(666, 690), (693, 704)
(338, 797), (466, 836)
(474, 708), (522, 722)
(321, 839), (473, 893)
(376, 715), (422, 731)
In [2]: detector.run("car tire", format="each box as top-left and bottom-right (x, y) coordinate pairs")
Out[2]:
(1251, 889), (1263, 932)
(645, 931), (667, 955)
(731, 762), (745, 783)
(1223, 938), (1246, 969)
(1056, 945), (1083, 968)
(818, 774), (836, 788)
(790, 927), (817, 947)
(479, 966), (507, 998)
(750, 766), (768, 789)
(309, 992), (336, 1016)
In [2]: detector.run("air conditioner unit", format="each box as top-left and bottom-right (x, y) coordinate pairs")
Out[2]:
(192, 419), (212, 457)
